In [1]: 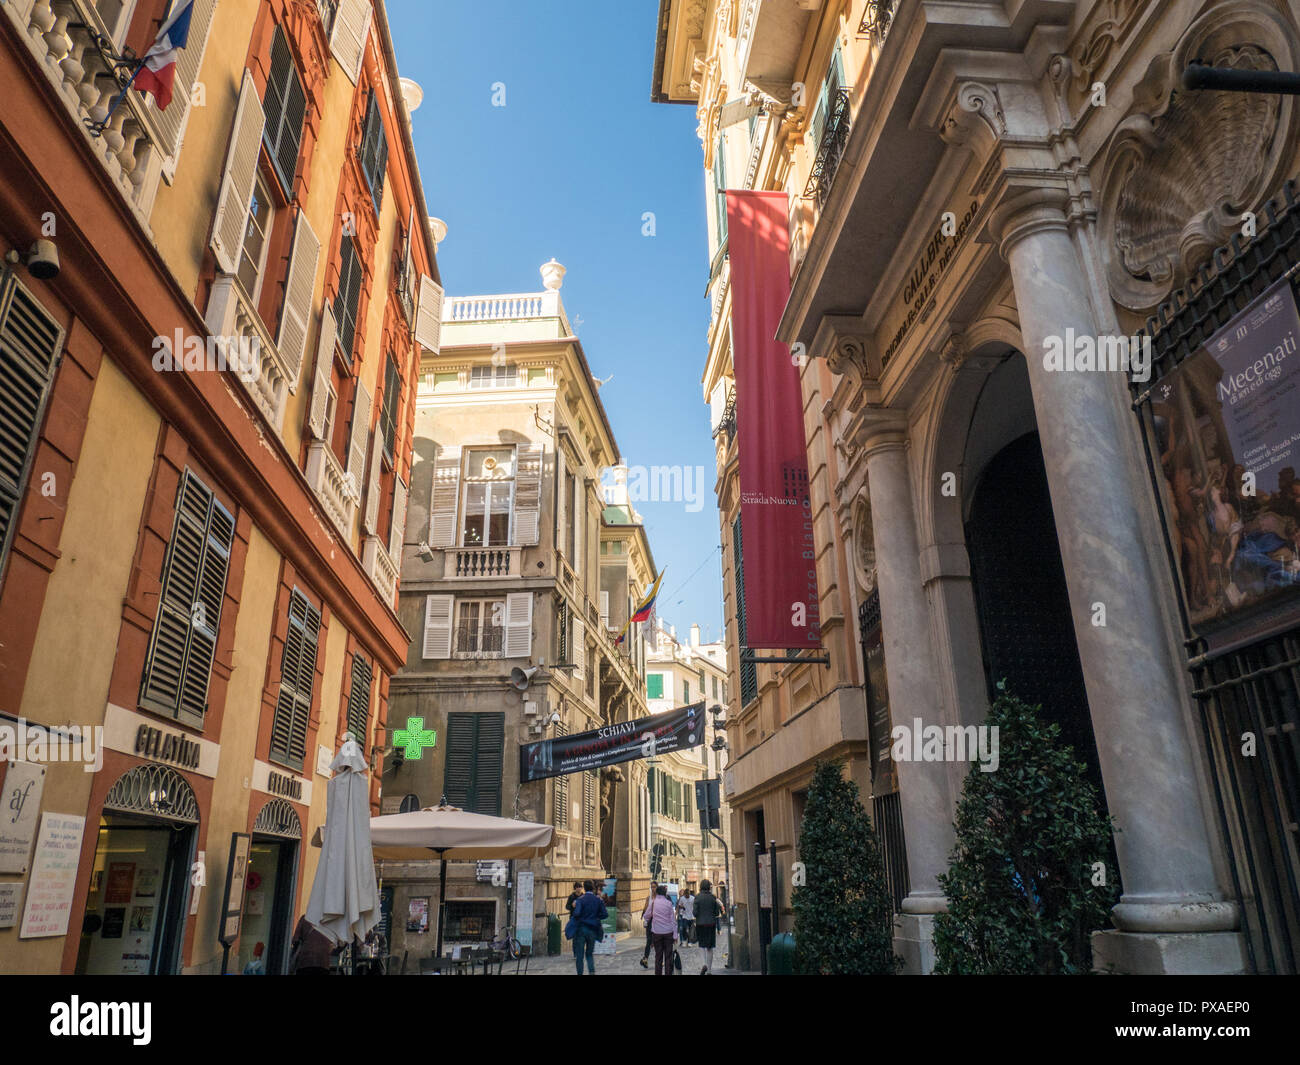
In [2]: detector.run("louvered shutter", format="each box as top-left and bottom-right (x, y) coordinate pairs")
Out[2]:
(276, 211), (320, 388)
(345, 653), (373, 743)
(556, 449), (567, 551)
(139, 472), (234, 726)
(572, 618), (585, 680)
(600, 591), (609, 629)
(474, 713), (504, 815)
(573, 479), (585, 583)
(428, 446), (460, 548)
(334, 236), (363, 358)
(211, 71), (266, 275)
(552, 722), (569, 827)
(443, 713), (475, 812)
(346, 381), (371, 484)
(415, 276), (443, 354)
(329, 0), (372, 84)
(0, 277), (62, 575)
(144, 0), (216, 168)
(362, 432), (383, 534)
(308, 307), (337, 439)
(263, 27), (305, 190)
(512, 443), (542, 546)
(504, 592), (532, 658)
(389, 476), (408, 558)
(583, 771), (595, 837)
(422, 594), (453, 659)
(402, 204), (416, 315)
(270, 589), (321, 769)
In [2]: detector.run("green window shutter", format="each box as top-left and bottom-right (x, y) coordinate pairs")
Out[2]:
(139, 470), (234, 726)
(333, 235), (363, 358)
(713, 139), (728, 247)
(552, 723), (568, 827)
(444, 712), (505, 816)
(359, 90), (388, 214)
(646, 673), (663, 700)
(379, 355), (399, 461)
(269, 589), (321, 770)
(733, 515), (757, 706)
(684, 679), (690, 703)
(0, 275), (62, 588)
(262, 26), (305, 191)
(583, 771), (596, 837)
(345, 652), (373, 742)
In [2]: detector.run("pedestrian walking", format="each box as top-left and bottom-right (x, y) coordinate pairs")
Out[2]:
(288, 916), (334, 975)
(564, 881), (583, 915)
(639, 880), (659, 968)
(568, 879), (607, 975)
(643, 884), (678, 975)
(694, 879), (723, 974)
(677, 888), (696, 944)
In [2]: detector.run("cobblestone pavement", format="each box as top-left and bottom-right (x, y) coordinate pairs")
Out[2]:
(519, 924), (751, 975)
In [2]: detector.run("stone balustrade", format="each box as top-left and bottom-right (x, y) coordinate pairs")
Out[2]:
(204, 274), (290, 432)
(305, 441), (356, 538)
(450, 546), (519, 578)
(363, 534), (398, 606)
(444, 291), (562, 322)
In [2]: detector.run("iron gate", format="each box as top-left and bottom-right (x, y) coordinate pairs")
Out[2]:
(1133, 179), (1300, 974)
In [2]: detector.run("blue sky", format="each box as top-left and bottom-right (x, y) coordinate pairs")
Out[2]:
(388, 0), (727, 644)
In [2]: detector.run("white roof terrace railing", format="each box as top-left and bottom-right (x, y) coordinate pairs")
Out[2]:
(443, 290), (564, 323)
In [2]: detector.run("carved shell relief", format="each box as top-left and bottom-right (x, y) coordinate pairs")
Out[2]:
(853, 496), (877, 593)
(1101, 9), (1298, 312)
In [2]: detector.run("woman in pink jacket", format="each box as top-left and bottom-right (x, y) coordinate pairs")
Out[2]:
(642, 884), (679, 975)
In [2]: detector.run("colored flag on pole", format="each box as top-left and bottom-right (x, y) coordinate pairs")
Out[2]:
(615, 570), (665, 646)
(133, 0), (197, 112)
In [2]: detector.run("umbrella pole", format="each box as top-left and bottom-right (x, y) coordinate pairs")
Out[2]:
(436, 853), (447, 959)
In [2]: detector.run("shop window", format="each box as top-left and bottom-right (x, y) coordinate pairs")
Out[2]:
(269, 588), (322, 771)
(139, 470), (234, 727)
(443, 712), (505, 816)
(262, 25), (306, 192)
(444, 900), (496, 943)
(0, 275), (63, 592)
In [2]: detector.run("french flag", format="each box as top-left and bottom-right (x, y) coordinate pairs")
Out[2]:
(134, 0), (196, 112)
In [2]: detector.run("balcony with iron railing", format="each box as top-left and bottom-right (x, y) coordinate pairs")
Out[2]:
(859, 0), (899, 40)
(11, 0), (167, 226)
(453, 622), (504, 659)
(804, 88), (853, 211)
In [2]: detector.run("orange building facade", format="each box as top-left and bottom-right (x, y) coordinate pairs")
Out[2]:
(0, 0), (441, 973)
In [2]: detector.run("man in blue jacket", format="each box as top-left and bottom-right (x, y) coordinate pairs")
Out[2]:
(571, 879), (608, 975)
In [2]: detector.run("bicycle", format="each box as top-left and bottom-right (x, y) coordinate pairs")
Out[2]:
(490, 925), (520, 960)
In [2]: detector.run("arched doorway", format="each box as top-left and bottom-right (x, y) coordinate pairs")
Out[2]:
(965, 431), (1104, 788)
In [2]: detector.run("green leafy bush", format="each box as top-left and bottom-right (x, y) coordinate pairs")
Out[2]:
(933, 687), (1117, 974)
(792, 760), (899, 974)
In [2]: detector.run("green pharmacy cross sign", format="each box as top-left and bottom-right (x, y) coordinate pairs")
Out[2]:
(394, 717), (437, 759)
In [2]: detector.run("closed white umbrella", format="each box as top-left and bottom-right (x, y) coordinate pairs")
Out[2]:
(370, 804), (554, 956)
(305, 737), (379, 946)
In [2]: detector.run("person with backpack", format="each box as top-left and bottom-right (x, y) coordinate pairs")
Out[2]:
(642, 884), (678, 975)
(694, 880), (723, 974)
(568, 879), (607, 975)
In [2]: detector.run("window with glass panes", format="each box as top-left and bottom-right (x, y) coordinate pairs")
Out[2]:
(236, 172), (274, 301)
(469, 363), (517, 388)
(454, 598), (504, 656)
(460, 448), (513, 547)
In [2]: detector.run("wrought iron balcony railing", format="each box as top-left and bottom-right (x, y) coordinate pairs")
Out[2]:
(803, 88), (852, 210)
(859, 0), (898, 39)
(712, 387), (737, 444)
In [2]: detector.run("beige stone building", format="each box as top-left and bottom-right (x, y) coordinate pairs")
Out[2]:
(383, 262), (662, 957)
(656, 0), (1300, 975)
(644, 618), (733, 890)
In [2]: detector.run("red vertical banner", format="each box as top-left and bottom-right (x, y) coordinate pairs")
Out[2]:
(726, 190), (821, 648)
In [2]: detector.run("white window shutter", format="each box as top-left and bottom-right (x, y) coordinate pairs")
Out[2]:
(422, 594), (453, 659)
(145, 0), (216, 165)
(210, 71), (266, 275)
(330, 0), (372, 84)
(600, 591), (609, 629)
(572, 617), (585, 680)
(504, 592), (533, 658)
(277, 210), (321, 388)
(362, 432), (383, 534)
(403, 204), (416, 314)
(513, 443), (543, 545)
(573, 480), (584, 583)
(709, 377), (729, 430)
(415, 275), (443, 354)
(347, 381), (371, 484)
(308, 307), (338, 439)
(556, 448), (567, 552)
(429, 446), (461, 548)
(389, 476), (408, 558)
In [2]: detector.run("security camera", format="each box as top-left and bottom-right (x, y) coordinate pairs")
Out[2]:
(549, 712), (560, 724)
(26, 240), (59, 281)
(416, 541), (435, 562)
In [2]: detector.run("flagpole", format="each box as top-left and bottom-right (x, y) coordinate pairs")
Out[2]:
(85, 58), (147, 138)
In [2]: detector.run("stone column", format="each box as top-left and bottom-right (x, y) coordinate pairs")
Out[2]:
(861, 420), (955, 973)
(992, 188), (1243, 973)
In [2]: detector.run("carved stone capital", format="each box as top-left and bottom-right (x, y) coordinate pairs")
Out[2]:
(940, 81), (1007, 155)
(937, 331), (969, 369)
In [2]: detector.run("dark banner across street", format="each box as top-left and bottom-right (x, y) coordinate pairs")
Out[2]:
(1151, 276), (1300, 641)
(519, 702), (705, 783)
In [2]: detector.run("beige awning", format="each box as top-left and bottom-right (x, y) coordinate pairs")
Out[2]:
(370, 804), (555, 861)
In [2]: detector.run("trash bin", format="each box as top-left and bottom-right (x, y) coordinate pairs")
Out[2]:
(768, 932), (795, 975)
(547, 912), (562, 956)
